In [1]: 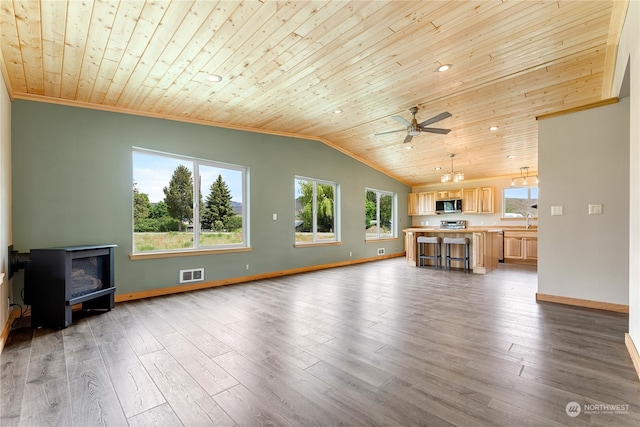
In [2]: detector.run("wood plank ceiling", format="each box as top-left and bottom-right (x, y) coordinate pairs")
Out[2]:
(0, 1), (628, 186)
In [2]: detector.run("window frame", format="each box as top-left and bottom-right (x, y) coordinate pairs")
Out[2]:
(132, 147), (249, 256)
(294, 176), (340, 246)
(365, 188), (397, 240)
(502, 186), (538, 219)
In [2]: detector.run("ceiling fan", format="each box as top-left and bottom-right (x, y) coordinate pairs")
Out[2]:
(375, 107), (452, 144)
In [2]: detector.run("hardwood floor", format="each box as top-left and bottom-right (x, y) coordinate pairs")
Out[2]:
(2, 259), (639, 426)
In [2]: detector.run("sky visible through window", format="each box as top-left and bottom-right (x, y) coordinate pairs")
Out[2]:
(133, 151), (243, 204)
(507, 187), (539, 199)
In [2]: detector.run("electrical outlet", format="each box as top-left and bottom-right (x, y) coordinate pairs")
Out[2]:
(377, 248), (385, 255)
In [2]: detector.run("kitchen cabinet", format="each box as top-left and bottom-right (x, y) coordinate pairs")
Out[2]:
(436, 189), (462, 200)
(461, 187), (493, 213)
(410, 187), (493, 215)
(462, 188), (478, 213)
(408, 193), (419, 216)
(418, 191), (436, 215)
(479, 187), (494, 213)
(408, 191), (436, 216)
(503, 230), (537, 265)
(523, 238), (537, 261)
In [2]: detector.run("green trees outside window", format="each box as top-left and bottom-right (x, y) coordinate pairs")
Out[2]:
(133, 149), (247, 253)
(365, 189), (396, 239)
(295, 177), (338, 244)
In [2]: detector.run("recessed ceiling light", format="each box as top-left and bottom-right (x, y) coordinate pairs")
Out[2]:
(206, 74), (223, 82)
(436, 64), (451, 72)
(405, 145), (413, 150)
(489, 126), (499, 131)
(333, 109), (343, 114)
(507, 155), (516, 159)
(434, 166), (442, 170)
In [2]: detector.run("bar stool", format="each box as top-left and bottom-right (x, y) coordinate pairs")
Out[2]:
(417, 236), (442, 269)
(443, 237), (470, 272)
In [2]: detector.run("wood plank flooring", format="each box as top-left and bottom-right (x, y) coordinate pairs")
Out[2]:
(2, 259), (639, 426)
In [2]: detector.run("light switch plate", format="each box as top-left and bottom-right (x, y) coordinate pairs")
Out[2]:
(551, 205), (563, 216)
(588, 204), (603, 215)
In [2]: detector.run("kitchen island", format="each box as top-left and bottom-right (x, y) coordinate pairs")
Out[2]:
(403, 227), (502, 274)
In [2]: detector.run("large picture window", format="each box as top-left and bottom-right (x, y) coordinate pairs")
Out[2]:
(365, 188), (396, 240)
(503, 187), (538, 218)
(294, 177), (339, 244)
(132, 148), (248, 253)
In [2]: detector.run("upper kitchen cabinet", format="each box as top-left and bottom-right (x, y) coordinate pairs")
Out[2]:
(409, 191), (436, 216)
(418, 192), (436, 215)
(479, 187), (494, 213)
(436, 189), (462, 200)
(462, 187), (494, 214)
(409, 187), (493, 215)
(462, 188), (478, 213)
(408, 193), (419, 216)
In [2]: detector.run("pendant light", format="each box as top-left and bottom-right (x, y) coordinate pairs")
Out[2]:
(510, 166), (538, 186)
(441, 154), (464, 183)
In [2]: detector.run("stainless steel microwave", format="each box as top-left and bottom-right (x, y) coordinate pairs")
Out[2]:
(435, 199), (462, 214)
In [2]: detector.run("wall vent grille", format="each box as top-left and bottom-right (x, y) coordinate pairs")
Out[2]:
(180, 268), (204, 284)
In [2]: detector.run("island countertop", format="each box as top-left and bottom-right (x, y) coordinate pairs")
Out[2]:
(403, 227), (504, 273)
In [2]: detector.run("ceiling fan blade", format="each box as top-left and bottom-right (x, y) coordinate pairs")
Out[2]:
(419, 127), (451, 134)
(418, 111), (452, 127)
(374, 129), (406, 136)
(392, 115), (411, 127)
(403, 134), (413, 144)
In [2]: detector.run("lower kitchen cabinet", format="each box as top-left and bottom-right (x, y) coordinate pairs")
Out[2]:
(503, 230), (537, 265)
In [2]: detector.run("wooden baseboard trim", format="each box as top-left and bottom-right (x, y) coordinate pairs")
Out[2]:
(536, 293), (629, 313)
(115, 253), (404, 303)
(625, 333), (640, 381)
(1, 308), (22, 354)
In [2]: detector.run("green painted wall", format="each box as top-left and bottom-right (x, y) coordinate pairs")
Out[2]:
(11, 100), (410, 297)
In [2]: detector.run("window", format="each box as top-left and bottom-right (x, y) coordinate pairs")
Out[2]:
(294, 177), (339, 244)
(503, 187), (538, 218)
(132, 148), (248, 253)
(365, 188), (396, 240)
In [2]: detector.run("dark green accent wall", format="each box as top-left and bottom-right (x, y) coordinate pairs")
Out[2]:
(11, 100), (410, 297)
